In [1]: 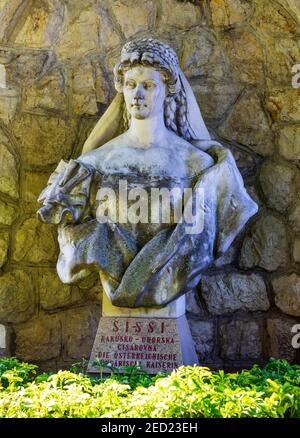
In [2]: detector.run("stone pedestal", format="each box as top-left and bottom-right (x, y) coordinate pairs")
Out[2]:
(87, 294), (199, 374)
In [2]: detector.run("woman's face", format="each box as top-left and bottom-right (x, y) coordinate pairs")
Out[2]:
(123, 66), (166, 120)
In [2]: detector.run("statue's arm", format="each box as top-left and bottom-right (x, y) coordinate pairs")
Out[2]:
(37, 159), (95, 225)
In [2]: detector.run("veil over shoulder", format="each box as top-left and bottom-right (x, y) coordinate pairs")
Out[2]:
(82, 67), (217, 154)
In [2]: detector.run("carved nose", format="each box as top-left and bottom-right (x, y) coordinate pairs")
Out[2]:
(133, 85), (144, 100)
(133, 95), (142, 102)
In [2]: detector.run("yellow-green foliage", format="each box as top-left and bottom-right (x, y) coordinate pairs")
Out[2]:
(0, 358), (299, 418)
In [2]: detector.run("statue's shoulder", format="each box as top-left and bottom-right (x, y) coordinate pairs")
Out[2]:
(77, 135), (126, 170)
(169, 133), (215, 173)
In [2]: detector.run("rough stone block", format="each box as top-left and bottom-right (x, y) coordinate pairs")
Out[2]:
(239, 214), (289, 271)
(111, 0), (156, 38)
(0, 270), (35, 324)
(219, 91), (274, 156)
(272, 273), (300, 317)
(13, 114), (77, 169)
(219, 320), (262, 360)
(201, 272), (270, 315)
(278, 125), (300, 161)
(181, 28), (227, 81)
(259, 160), (299, 213)
(209, 0), (253, 27)
(0, 143), (19, 199)
(13, 217), (58, 263)
(188, 319), (215, 360)
(0, 231), (9, 268)
(267, 317), (300, 362)
(63, 305), (100, 360)
(15, 314), (61, 362)
(221, 30), (264, 84)
(0, 199), (17, 225)
(39, 270), (73, 311)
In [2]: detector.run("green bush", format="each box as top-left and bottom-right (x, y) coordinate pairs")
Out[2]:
(0, 357), (299, 418)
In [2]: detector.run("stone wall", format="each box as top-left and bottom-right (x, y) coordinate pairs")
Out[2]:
(0, 0), (299, 370)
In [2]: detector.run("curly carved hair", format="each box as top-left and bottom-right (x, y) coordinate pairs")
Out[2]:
(113, 38), (193, 141)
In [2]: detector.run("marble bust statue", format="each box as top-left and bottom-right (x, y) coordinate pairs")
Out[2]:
(37, 38), (258, 308)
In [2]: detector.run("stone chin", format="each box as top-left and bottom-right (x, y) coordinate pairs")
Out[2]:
(129, 106), (150, 119)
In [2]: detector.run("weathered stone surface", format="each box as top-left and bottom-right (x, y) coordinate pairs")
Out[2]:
(278, 125), (300, 161)
(0, 231), (9, 268)
(193, 83), (243, 123)
(94, 4), (122, 51)
(0, 144), (18, 198)
(0, 199), (17, 225)
(0, 86), (19, 124)
(71, 117), (100, 157)
(265, 89), (300, 122)
(218, 91), (274, 156)
(293, 239), (300, 263)
(76, 278), (102, 305)
(55, 10), (100, 59)
(272, 273), (300, 317)
(22, 67), (67, 113)
(13, 114), (76, 168)
(111, 0), (155, 38)
(63, 305), (100, 360)
(267, 318), (299, 362)
(209, 0), (253, 26)
(14, 0), (64, 48)
(289, 200), (300, 232)
(251, 0), (299, 36)
(5, 49), (56, 86)
(201, 272), (269, 315)
(71, 62), (109, 116)
(0, 64), (5, 88)
(158, 0), (203, 29)
(0, 0), (29, 42)
(239, 214), (289, 271)
(266, 39), (300, 86)
(0, 270), (35, 323)
(219, 320), (262, 360)
(180, 28), (227, 80)
(15, 314), (61, 362)
(186, 289), (206, 316)
(259, 160), (299, 212)
(243, 182), (262, 207)
(221, 30), (264, 84)
(13, 217), (58, 263)
(230, 146), (257, 177)
(60, 0), (95, 22)
(0, 126), (9, 143)
(56, 4), (121, 59)
(0, 1), (8, 12)
(283, 0), (300, 21)
(211, 244), (236, 268)
(188, 320), (215, 359)
(39, 270), (73, 311)
(22, 171), (51, 213)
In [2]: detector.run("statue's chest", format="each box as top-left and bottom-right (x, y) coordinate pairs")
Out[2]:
(98, 146), (188, 179)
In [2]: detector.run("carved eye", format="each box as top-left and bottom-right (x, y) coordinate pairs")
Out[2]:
(125, 80), (136, 89)
(144, 82), (155, 89)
